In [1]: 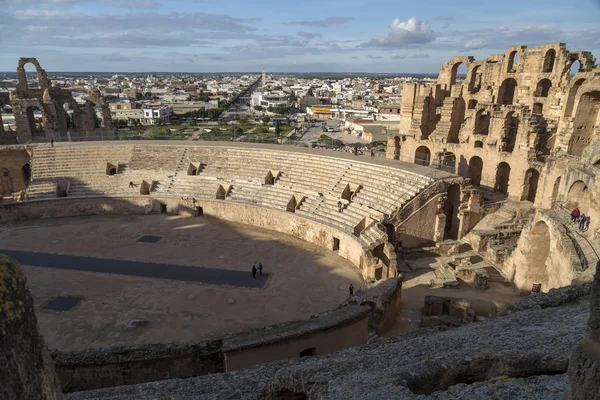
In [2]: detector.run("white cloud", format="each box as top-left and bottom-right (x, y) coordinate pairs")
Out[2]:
(463, 39), (486, 51)
(360, 17), (437, 48)
(411, 53), (429, 58)
(391, 54), (407, 59)
(101, 52), (131, 62)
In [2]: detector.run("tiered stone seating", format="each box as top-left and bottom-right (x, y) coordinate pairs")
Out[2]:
(27, 143), (435, 248)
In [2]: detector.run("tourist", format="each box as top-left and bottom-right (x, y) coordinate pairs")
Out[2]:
(252, 263), (257, 279)
(258, 262), (263, 276)
(579, 214), (586, 231)
(354, 146), (358, 156)
(370, 149), (374, 158)
(349, 284), (354, 296)
(50, 138), (54, 147)
(585, 215), (591, 231)
(338, 200), (342, 213)
(571, 208), (580, 223)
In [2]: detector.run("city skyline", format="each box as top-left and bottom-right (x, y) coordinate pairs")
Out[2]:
(2, 0), (600, 73)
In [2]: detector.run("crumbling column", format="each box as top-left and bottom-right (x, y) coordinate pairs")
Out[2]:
(0, 255), (63, 400)
(567, 260), (600, 399)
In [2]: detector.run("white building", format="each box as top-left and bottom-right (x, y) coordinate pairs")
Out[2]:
(141, 107), (172, 125)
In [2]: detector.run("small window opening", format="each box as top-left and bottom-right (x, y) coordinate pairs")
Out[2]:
(333, 237), (340, 251)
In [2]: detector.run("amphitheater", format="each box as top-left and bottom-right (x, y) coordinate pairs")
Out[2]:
(1, 43), (600, 400)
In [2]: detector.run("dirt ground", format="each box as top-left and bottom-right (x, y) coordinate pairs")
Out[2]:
(0, 214), (363, 351)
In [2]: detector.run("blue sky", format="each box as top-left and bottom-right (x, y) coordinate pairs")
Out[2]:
(1, 0), (599, 73)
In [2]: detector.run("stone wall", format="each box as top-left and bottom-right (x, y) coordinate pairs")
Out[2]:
(0, 147), (30, 197)
(502, 209), (581, 293)
(341, 277), (403, 333)
(51, 341), (223, 393)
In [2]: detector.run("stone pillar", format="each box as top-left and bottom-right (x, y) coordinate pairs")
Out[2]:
(567, 260), (600, 399)
(434, 214), (446, 243)
(0, 255), (63, 399)
(0, 112), (5, 144)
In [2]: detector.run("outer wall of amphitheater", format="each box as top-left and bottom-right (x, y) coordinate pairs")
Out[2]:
(0, 196), (368, 274)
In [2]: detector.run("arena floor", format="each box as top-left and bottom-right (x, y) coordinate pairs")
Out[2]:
(0, 214), (363, 351)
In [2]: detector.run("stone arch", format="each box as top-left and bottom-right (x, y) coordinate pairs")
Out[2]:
(568, 90), (600, 157)
(542, 49), (556, 73)
(468, 65), (482, 93)
(450, 62), (468, 87)
(551, 176), (561, 203)
(507, 50), (520, 73)
(474, 109), (490, 135)
(535, 79), (552, 97)
(440, 152), (456, 172)
(497, 78), (517, 105)
(468, 156), (483, 186)
(0, 168), (13, 195)
(494, 162), (511, 194)
(21, 164), (31, 187)
(569, 59), (582, 76)
(521, 168), (540, 203)
(26, 105), (45, 137)
(443, 184), (461, 240)
(474, 140), (483, 148)
(447, 98), (465, 143)
(17, 58), (49, 93)
(567, 180), (590, 213)
(564, 79), (586, 118)
(414, 146), (430, 166)
(501, 111), (519, 153)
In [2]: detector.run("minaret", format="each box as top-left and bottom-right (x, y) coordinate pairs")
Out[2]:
(261, 68), (266, 87)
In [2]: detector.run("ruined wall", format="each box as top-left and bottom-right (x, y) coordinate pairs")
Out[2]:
(9, 58), (114, 143)
(222, 305), (370, 372)
(52, 342), (223, 393)
(0, 147), (31, 197)
(502, 210), (581, 293)
(392, 43), (599, 206)
(0, 255), (64, 400)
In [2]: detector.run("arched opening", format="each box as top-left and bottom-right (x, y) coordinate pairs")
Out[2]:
(570, 59), (582, 76)
(568, 90), (600, 157)
(444, 184), (461, 240)
(450, 62), (467, 86)
(494, 162), (511, 194)
(535, 79), (552, 97)
(21, 164), (31, 187)
(468, 156), (483, 186)
(497, 78), (517, 105)
(564, 79), (586, 117)
(501, 111), (519, 153)
(0, 168), (13, 195)
(533, 103), (543, 115)
(468, 65), (482, 93)
(474, 140), (483, 148)
(542, 49), (556, 73)
(447, 98), (465, 143)
(566, 180), (590, 213)
(63, 102), (77, 129)
(507, 50), (520, 73)
(521, 168), (540, 203)
(551, 176), (561, 203)
(468, 99), (478, 110)
(515, 221), (550, 294)
(440, 152), (456, 172)
(414, 146), (431, 166)
(474, 109), (490, 135)
(23, 62), (41, 90)
(26, 105), (45, 137)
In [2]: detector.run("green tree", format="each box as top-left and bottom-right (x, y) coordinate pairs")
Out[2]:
(262, 115), (271, 125)
(254, 105), (264, 112)
(275, 120), (281, 139)
(307, 87), (314, 97)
